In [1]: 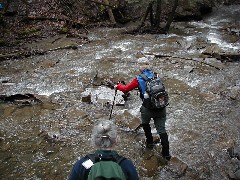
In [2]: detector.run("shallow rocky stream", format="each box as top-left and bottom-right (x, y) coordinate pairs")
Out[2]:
(0, 4), (240, 180)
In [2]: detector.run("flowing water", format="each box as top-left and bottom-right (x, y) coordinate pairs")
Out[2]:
(0, 4), (240, 180)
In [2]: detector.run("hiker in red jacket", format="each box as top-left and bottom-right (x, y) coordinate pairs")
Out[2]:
(114, 57), (171, 161)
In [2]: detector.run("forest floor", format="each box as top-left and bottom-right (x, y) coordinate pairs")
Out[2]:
(0, 0), (239, 61)
(0, 0), (120, 60)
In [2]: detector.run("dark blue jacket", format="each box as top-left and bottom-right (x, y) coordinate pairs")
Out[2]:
(68, 150), (139, 180)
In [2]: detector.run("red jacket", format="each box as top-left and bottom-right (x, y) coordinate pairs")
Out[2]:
(116, 78), (139, 93)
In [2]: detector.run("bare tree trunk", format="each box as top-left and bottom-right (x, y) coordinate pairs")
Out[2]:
(139, 1), (154, 28)
(164, 0), (178, 32)
(103, 0), (116, 24)
(154, 0), (162, 27)
(149, 2), (154, 27)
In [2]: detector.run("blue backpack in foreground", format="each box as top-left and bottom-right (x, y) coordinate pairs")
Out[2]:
(140, 74), (169, 109)
(86, 153), (126, 180)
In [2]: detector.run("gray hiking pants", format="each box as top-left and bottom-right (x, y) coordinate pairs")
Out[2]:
(140, 105), (167, 134)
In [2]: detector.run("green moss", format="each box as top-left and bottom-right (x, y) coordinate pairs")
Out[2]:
(59, 26), (69, 34)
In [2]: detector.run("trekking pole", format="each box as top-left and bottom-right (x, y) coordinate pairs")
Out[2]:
(109, 89), (117, 120)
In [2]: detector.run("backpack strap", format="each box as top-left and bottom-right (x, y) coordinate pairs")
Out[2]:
(140, 73), (158, 81)
(86, 153), (126, 165)
(139, 74), (149, 81)
(115, 155), (126, 165)
(86, 153), (97, 163)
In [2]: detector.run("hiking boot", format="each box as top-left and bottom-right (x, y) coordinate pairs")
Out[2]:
(163, 155), (171, 161)
(142, 124), (153, 149)
(160, 132), (171, 161)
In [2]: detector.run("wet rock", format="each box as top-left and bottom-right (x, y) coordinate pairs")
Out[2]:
(128, 117), (142, 130)
(203, 58), (226, 70)
(140, 151), (161, 177)
(136, 52), (145, 59)
(67, 108), (88, 121)
(165, 157), (188, 178)
(81, 86), (125, 107)
(220, 85), (240, 100)
(228, 86), (240, 100)
(183, 65), (194, 73)
(24, 35), (83, 52)
(82, 94), (91, 103)
(202, 44), (224, 56)
(115, 110), (141, 130)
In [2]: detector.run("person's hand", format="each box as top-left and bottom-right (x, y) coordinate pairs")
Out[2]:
(114, 85), (118, 90)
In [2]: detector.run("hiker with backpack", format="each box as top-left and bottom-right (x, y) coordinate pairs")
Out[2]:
(68, 120), (139, 180)
(113, 57), (171, 161)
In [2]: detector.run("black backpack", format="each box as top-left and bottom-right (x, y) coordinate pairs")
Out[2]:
(86, 153), (126, 180)
(140, 74), (169, 109)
